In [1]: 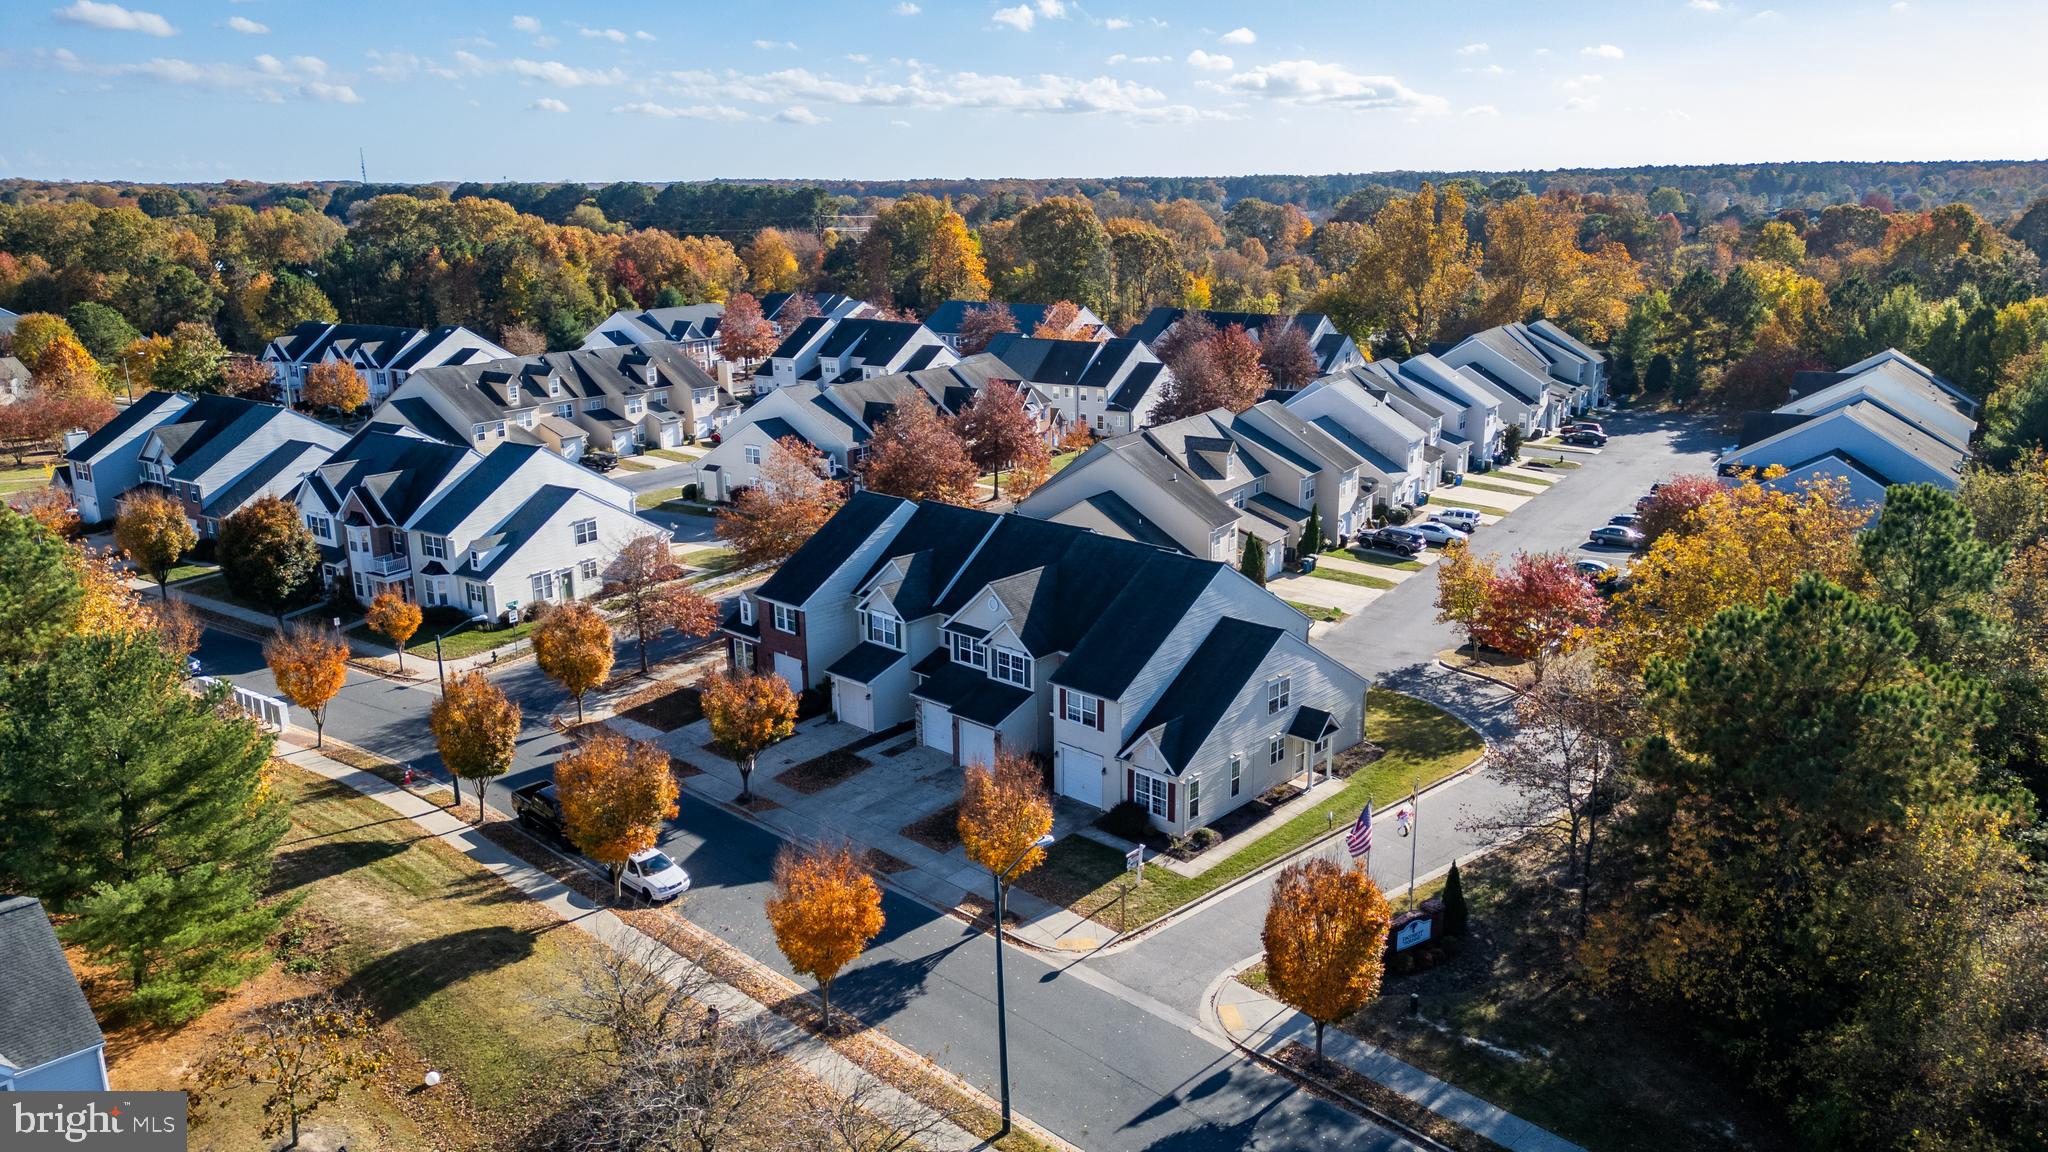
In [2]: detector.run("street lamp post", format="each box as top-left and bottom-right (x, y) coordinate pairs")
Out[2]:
(433, 615), (488, 693)
(993, 831), (1055, 1139)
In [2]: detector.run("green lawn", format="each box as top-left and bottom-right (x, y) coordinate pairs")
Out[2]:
(1488, 470), (1555, 487)
(165, 560), (217, 584)
(0, 463), (52, 494)
(374, 610), (539, 660)
(1518, 457), (1582, 471)
(636, 488), (680, 509)
(614, 457), (657, 473)
(1051, 449), (1082, 472)
(1457, 478), (1544, 496)
(1346, 549), (1427, 572)
(1016, 692), (1483, 932)
(1283, 600), (1346, 623)
(1426, 494), (1506, 514)
(643, 447), (699, 463)
(1307, 566), (1398, 591)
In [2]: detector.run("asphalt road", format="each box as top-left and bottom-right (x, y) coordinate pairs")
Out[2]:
(194, 405), (1720, 1150)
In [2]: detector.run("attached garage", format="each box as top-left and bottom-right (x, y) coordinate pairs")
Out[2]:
(919, 701), (953, 755)
(832, 678), (873, 731)
(773, 651), (804, 690)
(956, 721), (997, 770)
(1055, 743), (1103, 807)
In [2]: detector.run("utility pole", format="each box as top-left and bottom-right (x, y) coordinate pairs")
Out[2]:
(358, 147), (368, 184)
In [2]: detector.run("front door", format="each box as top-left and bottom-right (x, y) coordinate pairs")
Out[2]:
(919, 701), (952, 754)
(773, 651), (804, 690)
(1056, 743), (1102, 806)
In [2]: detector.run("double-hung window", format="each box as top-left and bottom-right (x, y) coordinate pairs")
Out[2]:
(1267, 676), (1291, 714)
(1133, 773), (1169, 818)
(772, 604), (798, 633)
(864, 611), (900, 649)
(744, 445), (763, 466)
(951, 633), (987, 668)
(991, 647), (1031, 688)
(556, 402), (575, 419)
(580, 558), (599, 582)
(739, 597), (755, 626)
(573, 518), (599, 545)
(530, 570), (558, 601)
(1231, 756), (1243, 796)
(1061, 691), (1099, 727)
(305, 514), (332, 541)
(1187, 779), (1201, 821)
(1301, 479), (1316, 506)
(1269, 735), (1286, 765)
(420, 534), (446, 560)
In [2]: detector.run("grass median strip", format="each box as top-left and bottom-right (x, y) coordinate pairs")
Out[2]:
(1457, 478), (1545, 496)
(1307, 566), (1398, 591)
(1427, 495), (1507, 514)
(1015, 692), (1483, 932)
(1284, 600), (1346, 623)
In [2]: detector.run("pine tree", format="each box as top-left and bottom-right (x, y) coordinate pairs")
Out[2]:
(1441, 860), (1468, 936)
(0, 632), (289, 1022)
(1240, 533), (1268, 586)
(1300, 505), (1323, 557)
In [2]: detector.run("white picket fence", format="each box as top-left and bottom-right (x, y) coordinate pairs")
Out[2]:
(195, 676), (289, 732)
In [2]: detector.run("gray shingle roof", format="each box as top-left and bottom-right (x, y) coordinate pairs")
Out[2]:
(755, 491), (907, 607)
(1125, 618), (1287, 773)
(0, 896), (103, 1075)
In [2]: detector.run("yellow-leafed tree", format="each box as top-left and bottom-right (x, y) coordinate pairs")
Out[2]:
(364, 589), (422, 672)
(264, 624), (349, 748)
(1262, 856), (1392, 1057)
(113, 490), (197, 600)
(429, 670), (522, 820)
(699, 667), (798, 803)
(1433, 539), (1495, 655)
(957, 752), (1053, 879)
(554, 728), (679, 897)
(533, 600), (614, 722)
(765, 842), (885, 1031)
(300, 359), (367, 413)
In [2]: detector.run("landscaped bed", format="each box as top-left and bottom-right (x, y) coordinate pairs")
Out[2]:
(775, 748), (873, 795)
(900, 801), (963, 855)
(614, 683), (704, 731)
(1016, 692), (1483, 932)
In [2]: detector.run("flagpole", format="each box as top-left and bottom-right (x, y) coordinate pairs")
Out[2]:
(1407, 780), (1420, 910)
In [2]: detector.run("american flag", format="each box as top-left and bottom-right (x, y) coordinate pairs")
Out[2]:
(1346, 803), (1373, 860)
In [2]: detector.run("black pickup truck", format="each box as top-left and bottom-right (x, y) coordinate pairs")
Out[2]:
(512, 781), (568, 842)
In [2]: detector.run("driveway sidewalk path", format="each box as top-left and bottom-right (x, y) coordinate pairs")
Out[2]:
(274, 736), (1056, 1152)
(1213, 975), (1583, 1152)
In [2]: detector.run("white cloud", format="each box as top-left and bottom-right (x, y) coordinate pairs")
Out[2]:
(510, 15), (541, 33)
(846, 53), (869, 63)
(225, 15), (267, 34)
(890, 118), (911, 127)
(1218, 60), (1445, 113)
(1477, 63), (1506, 75)
(1104, 17), (1130, 29)
(612, 100), (751, 121)
(895, 1), (920, 12)
(52, 47), (357, 102)
(1186, 49), (1233, 71)
(993, 5), (1035, 30)
(54, 1), (174, 36)
(664, 65), (1212, 121)
(1687, 0), (1722, 10)
(1749, 9), (1781, 20)
(580, 27), (627, 43)
(1457, 42), (1489, 55)
(1035, 0), (1068, 17)
(1219, 27), (1255, 45)
(364, 50), (459, 81)
(1562, 95), (1599, 111)
(1561, 73), (1604, 90)
(634, 30), (655, 41)
(1109, 53), (1168, 64)
(753, 39), (798, 50)
(1581, 43), (1625, 59)
(1464, 104), (1499, 117)
(1890, 1), (1909, 10)
(509, 58), (627, 86)
(530, 96), (569, 112)
(300, 81), (360, 103)
(777, 105), (826, 124)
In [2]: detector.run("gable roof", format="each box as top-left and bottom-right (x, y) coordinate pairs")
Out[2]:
(755, 491), (908, 606)
(1122, 617), (1287, 773)
(857, 500), (1001, 619)
(0, 895), (104, 1075)
(65, 389), (188, 462)
(308, 427), (478, 524)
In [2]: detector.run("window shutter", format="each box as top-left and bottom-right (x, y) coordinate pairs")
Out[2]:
(1126, 768), (1136, 803)
(1096, 700), (1105, 732)
(1166, 782), (1177, 823)
(1058, 687), (1067, 717)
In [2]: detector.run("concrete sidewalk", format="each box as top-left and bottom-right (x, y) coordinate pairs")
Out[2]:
(1213, 971), (1583, 1152)
(274, 733), (1061, 1152)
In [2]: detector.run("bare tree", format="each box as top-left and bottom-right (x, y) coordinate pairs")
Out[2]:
(1460, 649), (1633, 936)
(800, 1072), (982, 1152)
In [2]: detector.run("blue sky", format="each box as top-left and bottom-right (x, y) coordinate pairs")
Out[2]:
(4, 1), (2045, 182)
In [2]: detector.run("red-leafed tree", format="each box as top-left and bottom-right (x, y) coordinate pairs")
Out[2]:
(715, 436), (844, 568)
(718, 291), (778, 367)
(1636, 473), (1727, 545)
(775, 291), (821, 332)
(1474, 551), (1607, 673)
(1260, 318), (1320, 389)
(1210, 323), (1273, 412)
(954, 382), (1042, 500)
(858, 401), (980, 506)
(1030, 300), (1087, 340)
(957, 302), (1018, 355)
(1151, 318), (1269, 422)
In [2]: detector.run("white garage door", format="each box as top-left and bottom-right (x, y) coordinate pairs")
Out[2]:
(773, 651), (804, 690)
(833, 679), (872, 731)
(1056, 743), (1102, 806)
(919, 701), (953, 755)
(957, 722), (997, 770)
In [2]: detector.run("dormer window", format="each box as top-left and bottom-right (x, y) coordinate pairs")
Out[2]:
(862, 610), (900, 649)
(739, 597), (755, 626)
(507, 380), (520, 404)
(549, 377), (562, 397)
(991, 647), (1031, 688)
(645, 364), (659, 387)
(951, 632), (987, 669)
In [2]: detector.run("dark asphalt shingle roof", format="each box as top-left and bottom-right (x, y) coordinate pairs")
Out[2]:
(66, 389), (184, 461)
(1287, 706), (1338, 741)
(1047, 546), (1222, 698)
(413, 442), (548, 536)
(457, 485), (583, 579)
(1126, 618), (1287, 773)
(827, 642), (906, 684)
(755, 491), (907, 607)
(0, 895), (104, 1074)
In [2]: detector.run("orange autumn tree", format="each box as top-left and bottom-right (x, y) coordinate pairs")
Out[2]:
(604, 533), (718, 674)
(1262, 856), (1393, 1057)
(264, 624), (349, 748)
(1030, 299), (1086, 340)
(957, 752), (1054, 878)
(429, 670), (522, 820)
(300, 359), (367, 413)
(715, 436), (844, 569)
(765, 841), (885, 1032)
(954, 381), (1044, 500)
(699, 667), (798, 803)
(364, 589), (422, 672)
(113, 490), (197, 600)
(533, 600), (614, 722)
(553, 729), (680, 898)
(858, 401), (980, 506)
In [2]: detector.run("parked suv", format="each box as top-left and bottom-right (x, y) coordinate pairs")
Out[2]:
(1433, 507), (1484, 532)
(1365, 526), (1427, 555)
(1411, 520), (1473, 547)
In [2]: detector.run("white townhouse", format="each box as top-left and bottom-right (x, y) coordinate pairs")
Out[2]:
(580, 304), (726, 369)
(1359, 354), (1507, 470)
(1014, 429), (1252, 570)
(262, 322), (511, 405)
(294, 427), (664, 616)
(723, 496), (1369, 834)
(1432, 324), (1605, 437)
(1719, 348), (1977, 505)
(983, 334), (1170, 435)
(376, 341), (736, 460)
(1284, 371), (1441, 511)
(756, 317), (956, 393)
(1230, 400), (1374, 546)
(60, 391), (347, 531)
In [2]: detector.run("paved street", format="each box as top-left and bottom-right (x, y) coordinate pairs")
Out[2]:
(193, 405), (1719, 1151)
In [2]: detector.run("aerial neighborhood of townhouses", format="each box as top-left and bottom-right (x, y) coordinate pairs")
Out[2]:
(3, 8), (2046, 1150)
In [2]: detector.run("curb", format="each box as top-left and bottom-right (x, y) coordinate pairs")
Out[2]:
(1432, 658), (1528, 695)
